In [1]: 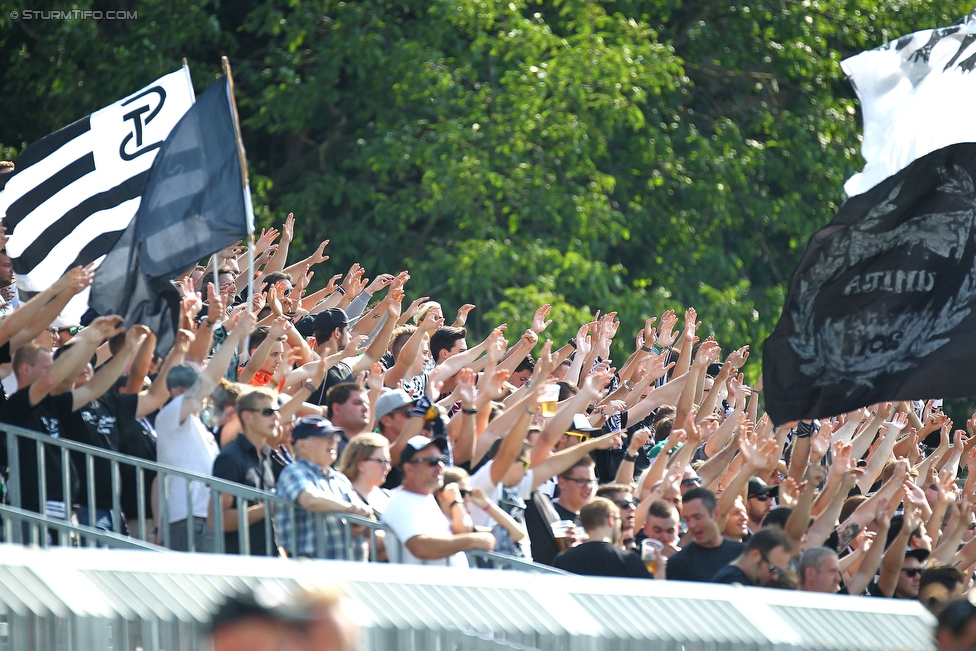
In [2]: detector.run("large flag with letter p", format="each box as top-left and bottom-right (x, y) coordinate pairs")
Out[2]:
(763, 143), (976, 425)
(89, 76), (251, 354)
(0, 68), (195, 324)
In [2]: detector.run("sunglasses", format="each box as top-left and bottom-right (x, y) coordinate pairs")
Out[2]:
(410, 456), (447, 467)
(760, 552), (786, 577)
(564, 432), (591, 442)
(615, 499), (638, 509)
(563, 477), (597, 487)
(518, 457), (531, 470)
(57, 326), (82, 336)
(681, 478), (702, 487)
(901, 568), (923, 578)
(751, 494), (770, 502)
(459, 489), (471, 499)
(365, 458), (392, 467)
(243, 406), (279, 417)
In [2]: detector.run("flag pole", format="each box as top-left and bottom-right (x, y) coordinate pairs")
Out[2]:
(221, 55), (255, 361)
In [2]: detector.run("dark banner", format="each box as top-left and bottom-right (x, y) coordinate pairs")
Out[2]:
(763, 142), (976, 424)
(89, 77), (247, 354)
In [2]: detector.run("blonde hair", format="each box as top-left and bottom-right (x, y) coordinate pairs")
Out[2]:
(235, 386), (278, 415)
(336, 433), (390, 481)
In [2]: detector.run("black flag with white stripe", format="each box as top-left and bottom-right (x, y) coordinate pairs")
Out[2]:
(0, 68), (195, 324)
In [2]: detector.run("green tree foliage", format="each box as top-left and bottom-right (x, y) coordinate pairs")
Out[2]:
(0, 1), (971, 368)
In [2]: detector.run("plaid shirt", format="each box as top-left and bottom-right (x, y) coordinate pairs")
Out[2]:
(275, 457), (366, 560)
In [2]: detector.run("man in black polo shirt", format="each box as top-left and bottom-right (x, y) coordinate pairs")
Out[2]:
(212, 386), (279, 555)
(554, 497), (651, 579)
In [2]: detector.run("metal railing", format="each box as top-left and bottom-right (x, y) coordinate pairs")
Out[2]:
(1, 422), (395, 559)
(0, 423), (564, 573)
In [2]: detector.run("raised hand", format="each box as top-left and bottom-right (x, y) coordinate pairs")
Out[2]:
(726, 345), (749, 370)
(456, 367), (477, 406)
(656, 310), (678, 348)
(366, 361), (387, 392)
(281, 213), (295, 243)
(454, 304), (476, 327)
(531, 304), (553, 334)
(366, 273), (395, 295)
(309, 239), (330, 265)
(254, 227), (280, 254)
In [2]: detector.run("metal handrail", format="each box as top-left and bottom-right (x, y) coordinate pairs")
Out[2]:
(0, 422), (562, 573)
(466, 549), (569, 574)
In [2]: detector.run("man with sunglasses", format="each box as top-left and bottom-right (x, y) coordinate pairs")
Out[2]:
(382, 435), (495, 566)
(212, 387), (281, 555)
(276, 416), (373, 559)
(711, 527), (792, 587)
(596, 484), (638, 550)
(746, 477), (775, 536)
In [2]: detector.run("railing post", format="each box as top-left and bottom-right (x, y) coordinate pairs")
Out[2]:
(136, 467), (147, 541)
(86, 453), (96, 544)
(186, 479), (195, 553)
(211, 488), (224, 554)
(6, 429), (21, 543)
(237, 495), (249, 555)
(111, 459), (122, 535)
(160, 471), (170, 550)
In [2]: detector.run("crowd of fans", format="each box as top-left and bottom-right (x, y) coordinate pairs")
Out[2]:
(0, 204), (975, 648)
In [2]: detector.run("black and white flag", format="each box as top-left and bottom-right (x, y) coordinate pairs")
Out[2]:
(842, 10), (976, 197)
(88, 76), (251, 354)
(763, 143), (976, 425)
(0, 68), (195, 324)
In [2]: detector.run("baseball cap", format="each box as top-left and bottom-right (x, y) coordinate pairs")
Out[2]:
(166, 363), (200, 390)
(292, 416), (345, 441)
(907, 548), (931, 564)
(400, 435), (448, 464)
(311, 308), (349, 340)
(373, 388), (414, 421)
(570, 413), (602, 433)
(748, 477), (778, 498)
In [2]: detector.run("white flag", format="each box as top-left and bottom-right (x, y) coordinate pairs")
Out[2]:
(842, 12), (976, 197)
(0, 67), (195, 323)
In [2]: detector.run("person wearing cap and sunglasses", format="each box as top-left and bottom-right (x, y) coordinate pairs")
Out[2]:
(381, 434), (495, 566)
(275, 416), (373, 559)
(746, 476), (776, 536)
(211, 387), (281, 556)
(710, 526), (792, 586)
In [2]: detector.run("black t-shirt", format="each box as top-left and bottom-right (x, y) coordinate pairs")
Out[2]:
(711, 564), (753, 585)
(553, 540), (652, 579)
(666, 539), (744, 583)
(64, 393), (139, 511)
(308, 362), (353, 406)
(118, 416), (157, 519)
(553, 501), (581, 525)
(524, 490), (562, 566)
(212, 434), (277, 556)
(0, 389), (77, 511)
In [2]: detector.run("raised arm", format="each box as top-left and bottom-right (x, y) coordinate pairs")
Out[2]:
(179, 310), (257, 424)
(28, 315), (120, 406)
(350, 288), (403, 376)
(1, 264), (91, 348)
(71, 326), (149, 411)
(530, 431), (623, 491)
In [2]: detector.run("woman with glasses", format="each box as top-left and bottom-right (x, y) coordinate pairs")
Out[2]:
(337, 433), (393, 517)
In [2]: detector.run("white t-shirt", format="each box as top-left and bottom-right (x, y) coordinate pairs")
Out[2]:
(468, 460), (534, 559)
(381, 488), (467, 567)
(155, 395), (220, 523)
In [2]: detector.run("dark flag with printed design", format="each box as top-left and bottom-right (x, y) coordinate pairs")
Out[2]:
(88, 76), (250, 354)
(763, 143), (976, 425)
